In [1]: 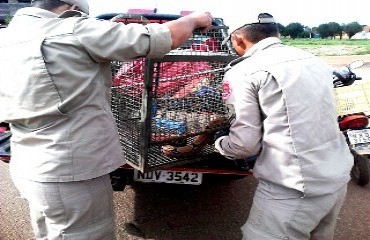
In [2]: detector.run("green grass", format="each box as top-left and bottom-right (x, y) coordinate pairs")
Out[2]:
(281, 39), (370, 56)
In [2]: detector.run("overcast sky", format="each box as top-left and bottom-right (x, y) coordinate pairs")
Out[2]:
(88, 0), (369, 29)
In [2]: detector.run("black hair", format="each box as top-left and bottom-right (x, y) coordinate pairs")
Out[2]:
(238, 23), (279, 43)
(31, 0), (67, 11)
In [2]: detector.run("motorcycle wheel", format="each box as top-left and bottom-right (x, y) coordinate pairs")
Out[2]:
(350, 149), (370, 186)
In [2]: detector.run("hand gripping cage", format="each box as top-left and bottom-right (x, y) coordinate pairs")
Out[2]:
(108, 13), (238, 172)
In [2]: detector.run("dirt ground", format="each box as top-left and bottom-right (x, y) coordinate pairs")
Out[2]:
(320, 54), (370, 67)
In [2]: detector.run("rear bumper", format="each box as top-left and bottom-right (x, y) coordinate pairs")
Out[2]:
(120, 156), (254, 176)
(109, 158), (254, 190)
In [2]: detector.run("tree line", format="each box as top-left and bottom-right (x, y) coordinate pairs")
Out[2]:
(278, 22), (364, 39)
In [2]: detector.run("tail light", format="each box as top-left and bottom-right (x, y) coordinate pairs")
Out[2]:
(0, 156), (10, 163)
(339, 115), (369, 131)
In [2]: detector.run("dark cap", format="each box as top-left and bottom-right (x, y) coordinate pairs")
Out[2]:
(222, 13), (276, 45)
(60, 0), (89, 14)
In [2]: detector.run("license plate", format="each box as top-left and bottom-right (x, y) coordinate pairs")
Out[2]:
(347, 129), (370, 145)
(353, 143), (370, 154)
(133, 170), (202, 185)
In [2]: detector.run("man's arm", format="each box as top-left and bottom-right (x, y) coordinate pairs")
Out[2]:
(215, 72), (264, 159)
(75, 12), (213, 62)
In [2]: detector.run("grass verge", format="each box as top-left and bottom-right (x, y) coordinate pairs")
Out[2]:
(282, 39), (370, 56)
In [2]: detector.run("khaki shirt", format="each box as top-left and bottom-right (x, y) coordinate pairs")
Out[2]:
(218, 37), (353, 196)
(0, 7), (171, 182)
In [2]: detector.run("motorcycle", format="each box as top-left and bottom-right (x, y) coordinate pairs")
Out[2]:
(0, 122), (10, 163)
(333, 60), (370, 186)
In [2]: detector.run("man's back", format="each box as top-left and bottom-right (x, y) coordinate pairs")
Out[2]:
(0, 8), (129, 182)
(224, 38), (353, 196)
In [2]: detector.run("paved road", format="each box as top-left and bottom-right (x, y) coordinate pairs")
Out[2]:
(322, 54), (370, 81)
(1, 55), (370, 240)
(1, 161), (370, 240)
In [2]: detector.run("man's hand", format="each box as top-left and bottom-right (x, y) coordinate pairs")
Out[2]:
(185, 12), (214, 33)
(164, 12), (214, 49)
(214, 136), (235, 160)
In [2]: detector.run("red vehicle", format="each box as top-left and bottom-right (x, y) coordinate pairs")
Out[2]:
(1, 13), (253, 191)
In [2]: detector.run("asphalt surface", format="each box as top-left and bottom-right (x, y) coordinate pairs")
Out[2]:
(1, 55), (370, 240)
(1, 161), (370, 240)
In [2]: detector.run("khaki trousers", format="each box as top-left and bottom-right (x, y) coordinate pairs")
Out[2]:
(11, 174), (116, 240)
(242, 180), (347, 240)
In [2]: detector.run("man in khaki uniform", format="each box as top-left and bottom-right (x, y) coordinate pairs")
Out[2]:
(215, 13), (353, 240)
(0, 0), (213, 239)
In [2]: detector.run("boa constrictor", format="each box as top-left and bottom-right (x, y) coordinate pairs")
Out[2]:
(161, 116), (229, 158)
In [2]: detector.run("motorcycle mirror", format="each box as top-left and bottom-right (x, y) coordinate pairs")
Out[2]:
(348, 60), (364, 70)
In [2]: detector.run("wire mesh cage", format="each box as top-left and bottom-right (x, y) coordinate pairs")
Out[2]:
(109, 13), (237, 172)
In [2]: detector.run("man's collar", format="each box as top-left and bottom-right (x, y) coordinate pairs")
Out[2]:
(243, 37), (282, 58)
(58, 10), (87, 18)
(13, 7), (86, 19)
(225, 37), (282, 71)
